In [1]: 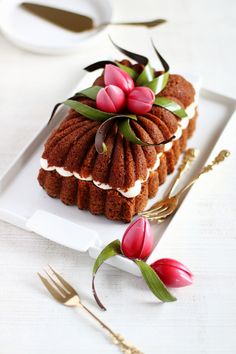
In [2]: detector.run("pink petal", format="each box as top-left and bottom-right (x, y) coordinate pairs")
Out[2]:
(106, 85), (126, 111)
(139, 218), (154, 259)
(151, 258), (193, 288)
(96, 88), (116, 112)
(128, 87), (155, 103)
(153, 258), (193, 277)
(121, 217), (153, 260)
(121, 217), (146, 259)
(127, 99), (152, 114)
(104, 64), (134, 93)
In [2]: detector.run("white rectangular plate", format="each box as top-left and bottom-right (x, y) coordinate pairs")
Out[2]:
(0, 70), (235, 276)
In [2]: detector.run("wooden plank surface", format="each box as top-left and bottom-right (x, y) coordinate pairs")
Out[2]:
(0, 0), (236, 353)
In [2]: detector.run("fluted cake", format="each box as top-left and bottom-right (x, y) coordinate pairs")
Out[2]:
(38, 44), (198, 222)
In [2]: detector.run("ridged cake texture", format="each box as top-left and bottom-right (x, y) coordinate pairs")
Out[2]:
(38, 60), (198, 222)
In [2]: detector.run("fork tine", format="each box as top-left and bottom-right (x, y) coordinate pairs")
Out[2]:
(45, 270), (69, 296)
(145, 205), (169, 215)
(145, 207), (172, 220)
(153, 208), (172, 218)
(148, 214), (169, 222)
(48, 265), (77, 295)
(148, 217), (161, 222)
(37, 272), (64, 302)
(142, 205), (169, 218)
(140, 203), (165, 215)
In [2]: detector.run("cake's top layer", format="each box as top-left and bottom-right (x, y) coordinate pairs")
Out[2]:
(40, 58), (197, 197)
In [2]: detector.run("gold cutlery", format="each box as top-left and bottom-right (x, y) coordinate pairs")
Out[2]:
(21, 3), (166, 33)
(141, 150), (230, 222)
(140, 148), (198, 220)
(38, 265), (143, 354)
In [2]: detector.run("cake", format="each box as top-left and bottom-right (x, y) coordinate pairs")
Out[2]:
(38, 40), (198, 222)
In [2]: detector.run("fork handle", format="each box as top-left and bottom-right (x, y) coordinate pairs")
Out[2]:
(175, 150), (230, 198)
(80, 303), (143, 354)
(97, 18), (166, 29)
(166, 148), (198, 197)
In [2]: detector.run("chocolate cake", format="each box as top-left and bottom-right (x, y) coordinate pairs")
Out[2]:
(38, 43), (198, 222)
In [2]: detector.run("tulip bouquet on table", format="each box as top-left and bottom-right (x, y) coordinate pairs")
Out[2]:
(92, 217), (193, 310)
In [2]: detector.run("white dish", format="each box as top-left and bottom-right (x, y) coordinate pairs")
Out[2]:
(0, 67), (235, 276)
(0, 0), (112, 55)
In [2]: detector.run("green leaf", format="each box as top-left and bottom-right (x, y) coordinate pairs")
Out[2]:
(115, 61), (139, 80)
(76, 86), (102, 100)
(118, 118), (145, 145)
(118, 118), (174, 147)
(136, 62), (154, 85)
(154, 97), (188, 118)
(92, 239), (122, 276)
(92, 239), (122, 310)
(95, 115), (137, 154)
(145, 72), (169, 94)
(64, 99), (113, 121)
(134, 260), (177, 302)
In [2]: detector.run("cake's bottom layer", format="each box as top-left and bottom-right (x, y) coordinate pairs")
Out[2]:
(38, 116), (197, 222)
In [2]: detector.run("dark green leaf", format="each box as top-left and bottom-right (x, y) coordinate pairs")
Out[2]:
(95, 116), (116, 154)
(64, 99), (113, 121)
(92, 239), (122, 310)
(118, 118), (145, 145)
(48, 101), (63, 125)
(83, 60), (115, 72)
(145, 72), (169, 94)
(115, 61), (138, 80)
(154, 97), (188, 118)
(134, 260), (176, 302)
(109, 35), (148, 65)
(76, 86), (102, 100)
(151, 39), (170, 72)
(95, 115), (137, 154)
(48, 92), (81, 125)
(118, 119), (175, 146)
(136, 62), (154, 85)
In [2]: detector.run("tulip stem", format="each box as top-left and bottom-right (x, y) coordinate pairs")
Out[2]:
(92, 275), (107, 311)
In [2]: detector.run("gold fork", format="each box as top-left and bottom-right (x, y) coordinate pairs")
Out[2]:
(38, 265), (143, 354)
(141, 150), (230, 222)
(140, 148), (198, 221)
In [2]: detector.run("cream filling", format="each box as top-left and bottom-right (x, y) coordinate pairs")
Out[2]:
(93, 181), (112, 190)
(40, 97), (198, 198)
(173, 126), (183, 141)
(164, 141), (173, 152)
(117, 180), (142, 198)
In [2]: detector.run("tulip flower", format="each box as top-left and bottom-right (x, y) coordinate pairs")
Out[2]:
(96, 85), (126, 113)
(121, 217), (153, 259)
(127, 86), (155, 114)
(104, 64), (134, 94)
(151, 258), (193, 288)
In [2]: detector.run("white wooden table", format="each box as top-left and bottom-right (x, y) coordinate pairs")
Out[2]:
(0, 0), (236, 353)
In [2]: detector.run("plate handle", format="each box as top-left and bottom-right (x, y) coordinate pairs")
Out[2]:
(26, 210), (100, 252)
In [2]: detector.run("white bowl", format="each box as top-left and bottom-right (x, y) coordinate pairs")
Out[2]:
(0, 0), (113, 55)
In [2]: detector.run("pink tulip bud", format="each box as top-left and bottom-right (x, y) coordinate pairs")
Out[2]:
(121, 217), (154, 259)
(127, 86), (155, 114)
(151, 258), (193, 288)
(104, 64), (134, 94)
(96, 85), (126, 113)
